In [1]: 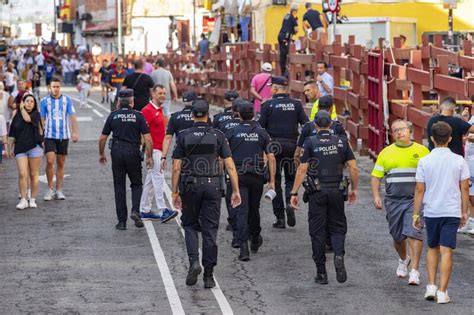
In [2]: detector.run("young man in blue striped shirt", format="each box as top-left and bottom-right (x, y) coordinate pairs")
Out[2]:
(40, 78), (78, 201)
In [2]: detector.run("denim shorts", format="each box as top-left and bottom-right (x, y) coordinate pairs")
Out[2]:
(16, 145), (44, 158)
(226, 15), (237, 27)
(425, 217), (460, 249)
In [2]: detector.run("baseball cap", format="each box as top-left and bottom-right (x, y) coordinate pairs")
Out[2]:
(270, 76), (288, 86)
(118, 89), (134, 98)
(238, 100), (254, 115)
(192, 99), (209, 117)
(182, 90), (197, 103)
(314, 110), (332, 128)
(318, 95), (333, 110)
(224, 90), (240, 101)
(232, 98), (246, 112)
(261, 62), (273, 72)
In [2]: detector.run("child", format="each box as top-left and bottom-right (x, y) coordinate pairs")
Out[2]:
(413, 121), (469, 304)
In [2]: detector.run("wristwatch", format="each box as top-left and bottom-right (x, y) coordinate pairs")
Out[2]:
(290, 192), (298, 197)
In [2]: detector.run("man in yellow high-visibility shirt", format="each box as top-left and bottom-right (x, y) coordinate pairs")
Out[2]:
(304, 80), (337, 120)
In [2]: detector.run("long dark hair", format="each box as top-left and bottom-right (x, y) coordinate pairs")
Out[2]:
(22, 93), (39, 113)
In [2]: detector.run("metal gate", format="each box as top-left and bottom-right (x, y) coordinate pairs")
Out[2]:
(367, 51), (385, 159)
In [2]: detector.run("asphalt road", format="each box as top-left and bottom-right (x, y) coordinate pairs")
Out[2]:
(1, 88), (473, 314)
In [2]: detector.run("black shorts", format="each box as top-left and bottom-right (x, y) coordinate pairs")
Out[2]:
(44, 139), (69, 155)
(46, 78), (52, 86)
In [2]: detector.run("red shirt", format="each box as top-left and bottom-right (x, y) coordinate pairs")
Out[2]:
(141, 102), (166, 150)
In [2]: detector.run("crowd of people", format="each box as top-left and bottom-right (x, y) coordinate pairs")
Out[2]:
(1, 35), (473, 304)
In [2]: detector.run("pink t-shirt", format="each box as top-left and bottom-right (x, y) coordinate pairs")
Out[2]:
(251, 73), (272, 113)
(143, 62), (154, 75)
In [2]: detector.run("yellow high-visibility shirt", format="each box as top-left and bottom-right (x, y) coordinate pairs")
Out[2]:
(310, 99), (337, 120)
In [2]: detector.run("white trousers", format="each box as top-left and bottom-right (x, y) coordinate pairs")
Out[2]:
(140, 149), (166, 212)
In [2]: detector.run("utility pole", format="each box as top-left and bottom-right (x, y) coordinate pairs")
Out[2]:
(117, 0), (122, 56)
(192, 0), (196, 48)
(53, 0), (57, 41)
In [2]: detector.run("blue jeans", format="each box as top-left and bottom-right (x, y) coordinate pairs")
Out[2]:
(240, 16), (250, 42)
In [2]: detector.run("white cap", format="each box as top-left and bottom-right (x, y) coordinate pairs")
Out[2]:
(261, 62), (273, 72)
(290, 3), (299, 11)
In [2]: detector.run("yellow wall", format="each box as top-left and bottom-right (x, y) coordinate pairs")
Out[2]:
(264, 2), (474, 45)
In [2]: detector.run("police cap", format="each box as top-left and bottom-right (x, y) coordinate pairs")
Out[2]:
(238, 101), (254, 115)
(314, 110), (332, 128)
(318, 95), (333, 110)
(270, 76), (288, 86)
(182, 90), (197, 103)
(118, 89), (134, 98)
(192, 99), (209, 117)
(224, 90), (239, 101)
(232, 98), (246, 112)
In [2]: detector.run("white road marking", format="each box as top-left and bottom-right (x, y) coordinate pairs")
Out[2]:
(162, 182), (234, 315)
(144, 221), (186, 315)
(76, 116), (93, 122)
(92, 109), (104, 118)
(70, 96), (111, 113)
(39, 174), (70, 184)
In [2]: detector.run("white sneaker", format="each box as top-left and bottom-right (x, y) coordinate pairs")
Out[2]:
(437, 290), (450, 304)
(458, 218), (474, 235)
(408, 269), (420, 285)
(424, 284), (437, 300)
(44, 188), (56, 201)
(55, 191), (66, 200)
(16, 198), (29, 210)
(396, 256), (410, 278)
(29, 198), (37, 208)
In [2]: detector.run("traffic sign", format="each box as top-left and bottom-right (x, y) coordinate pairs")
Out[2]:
(327, 0), (339, 13)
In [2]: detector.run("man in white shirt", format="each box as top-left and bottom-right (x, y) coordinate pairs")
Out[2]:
(316, 61), (334, 97)
(60, 57), (70, 85)
(35, 51), (45, 72)
(413, 121), (469, 304)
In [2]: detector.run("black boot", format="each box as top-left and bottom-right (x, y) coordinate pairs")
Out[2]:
(315, 273), (328, 285)
(250, 235), (263, 253)
(238, 242), (250, 261)
(334, 255), (347, 283)
(130, 212), (144, 228)
(286, 205), (296, 227)
(101, 97), (105, 104)
(115, 221), (126, 230)
(231, 238), (240, 248)
(185, 260), (202, 286)
(272, 218), (285, 229)
(203, 266), (216, 289)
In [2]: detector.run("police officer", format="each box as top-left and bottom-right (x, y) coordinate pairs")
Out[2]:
(226, 100), (276, 261)
(295, 95), (347, 164)
(213, 90), (239, 130)
(258, 76), (309, 229)
(290, 111), (359, 285)
(171, 100), (241, 289)
(99, 89), (154, 230)
(161, 90), (211, 171)
(278, 4), (299, 76)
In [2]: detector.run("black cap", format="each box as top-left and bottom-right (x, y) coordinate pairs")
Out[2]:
(118, 89), (134, 98)
(224, 90), (240, 101)
(182, 90), (197, 103)
(232, 98), (246, 112)
(270, 76), (288, 86)
(238, 100), (254, 115)
(314, 110), (332, 128)
(192, 99), (209, 117)
(318, 95), (333, 109)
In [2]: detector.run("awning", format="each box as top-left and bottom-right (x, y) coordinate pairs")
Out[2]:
(83, 19), (117, 33)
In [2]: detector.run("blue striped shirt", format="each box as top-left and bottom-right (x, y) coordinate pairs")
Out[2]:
(40, 94), (76, 140)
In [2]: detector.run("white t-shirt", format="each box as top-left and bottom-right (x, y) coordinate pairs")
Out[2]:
(4, 72), (15, 86)
(61, 59), (69, 72)
(35, 53), (45, 66)
(77, 73), (91, 89)
(0, 114), (7, 137)
(416, 147), (470, 218)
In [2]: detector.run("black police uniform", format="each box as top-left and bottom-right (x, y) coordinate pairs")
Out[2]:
(297, 118), (346, 148)
(226, 113), (272, 258)
(278, 13), (298, 75)
(101, 93), (150, 226)
(213, 91), (239, 131)
(300, 116), (355, 277)
(258, 81), (309, 227)
(166, 91), (198, 137)
(172, 105), (232, 272)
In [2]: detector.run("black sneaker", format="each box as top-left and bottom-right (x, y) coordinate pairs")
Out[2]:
(334, 255), (347, 283)
(238, 242), (250, 261)
(115, 221), (126, 230)
(203, 267), (215, 289)
(130, 212), (144, 228)
(231, 238), (240, 249)
(286, 206), (296, 227)
(185, 260), (202, 286)
(250, 235), (263, 253)
(101, 97), (105, 104)
(315, 273), (328, 285)
(272, 219), (286, 229)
